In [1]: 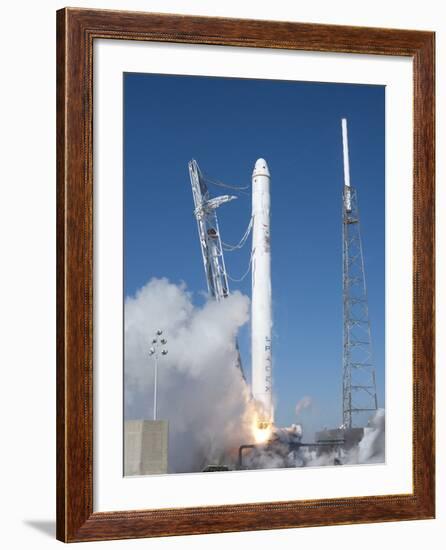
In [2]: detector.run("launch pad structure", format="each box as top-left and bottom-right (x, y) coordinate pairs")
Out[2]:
(188, 118), (380, 468)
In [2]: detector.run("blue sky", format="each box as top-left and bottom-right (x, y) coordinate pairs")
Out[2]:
(124, 73), (385, 439)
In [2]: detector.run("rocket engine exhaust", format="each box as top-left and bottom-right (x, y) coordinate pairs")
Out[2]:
(251, 158), (273, 437)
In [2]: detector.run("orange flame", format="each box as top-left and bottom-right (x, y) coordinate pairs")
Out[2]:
(252, 412), (273, 444)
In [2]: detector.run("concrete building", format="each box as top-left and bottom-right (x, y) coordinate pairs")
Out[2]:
(124, 419), (169, 476)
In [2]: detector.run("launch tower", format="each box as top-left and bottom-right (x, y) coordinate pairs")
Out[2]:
(341, 119), (378, 429)
(188, 159), (236, 302)
(189, 159), (246, 379)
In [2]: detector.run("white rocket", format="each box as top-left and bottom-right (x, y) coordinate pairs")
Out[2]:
(251, 158), (273, 426)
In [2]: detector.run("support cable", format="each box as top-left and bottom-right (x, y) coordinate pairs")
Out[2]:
(227, 249), (253, 283)
(203, 173), (250, 195)
(222, 217), (253, 251)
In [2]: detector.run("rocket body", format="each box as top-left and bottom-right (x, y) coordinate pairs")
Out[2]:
(251, 158), (273, 424)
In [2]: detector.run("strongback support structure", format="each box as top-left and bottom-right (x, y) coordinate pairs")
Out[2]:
(189, 159), (245, 379)
(189, 159), (236, 302)
(341, 119), (378, 429)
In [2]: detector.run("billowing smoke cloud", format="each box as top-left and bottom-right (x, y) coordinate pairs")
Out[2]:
(124, 278), (253, 473)
(125, 277), (385, 474)
(354, 408), (386, 464)
(305, 408), (385, 467)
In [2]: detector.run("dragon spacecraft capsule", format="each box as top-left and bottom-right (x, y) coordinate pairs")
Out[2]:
(251, 158), (273, 426)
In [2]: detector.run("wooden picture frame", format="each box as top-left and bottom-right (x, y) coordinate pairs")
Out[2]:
(56, 7), (435, 542)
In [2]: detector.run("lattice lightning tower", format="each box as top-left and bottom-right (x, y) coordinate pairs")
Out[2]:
(341, 119), (378, 429)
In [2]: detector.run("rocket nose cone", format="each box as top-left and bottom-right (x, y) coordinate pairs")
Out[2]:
(252, 158), (270, 178)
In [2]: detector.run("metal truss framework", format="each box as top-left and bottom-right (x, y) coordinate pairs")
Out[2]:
(189, 159), (245, 378)
(342, 185), (378, 428)
(188, 159), (236, 302)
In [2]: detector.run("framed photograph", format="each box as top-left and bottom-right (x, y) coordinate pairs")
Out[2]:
(56, 8), (435, 542)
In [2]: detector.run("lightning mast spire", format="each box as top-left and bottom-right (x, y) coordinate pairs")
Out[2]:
(341, 119), (378, 429)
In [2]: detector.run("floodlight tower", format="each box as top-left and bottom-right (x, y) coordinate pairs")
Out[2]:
(341, 119), (378, 429)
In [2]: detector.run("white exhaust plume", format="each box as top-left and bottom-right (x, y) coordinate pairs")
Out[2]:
(124, 279), (384, 473)
(124, 277), (253, 473)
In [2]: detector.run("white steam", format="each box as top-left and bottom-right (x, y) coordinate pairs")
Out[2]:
(306, 408), (385, 467)
(354, 408), (386, 464)
(124, 278), (252, 473)
(243, 409), (385, 469)
(124, 278), (385, 474)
